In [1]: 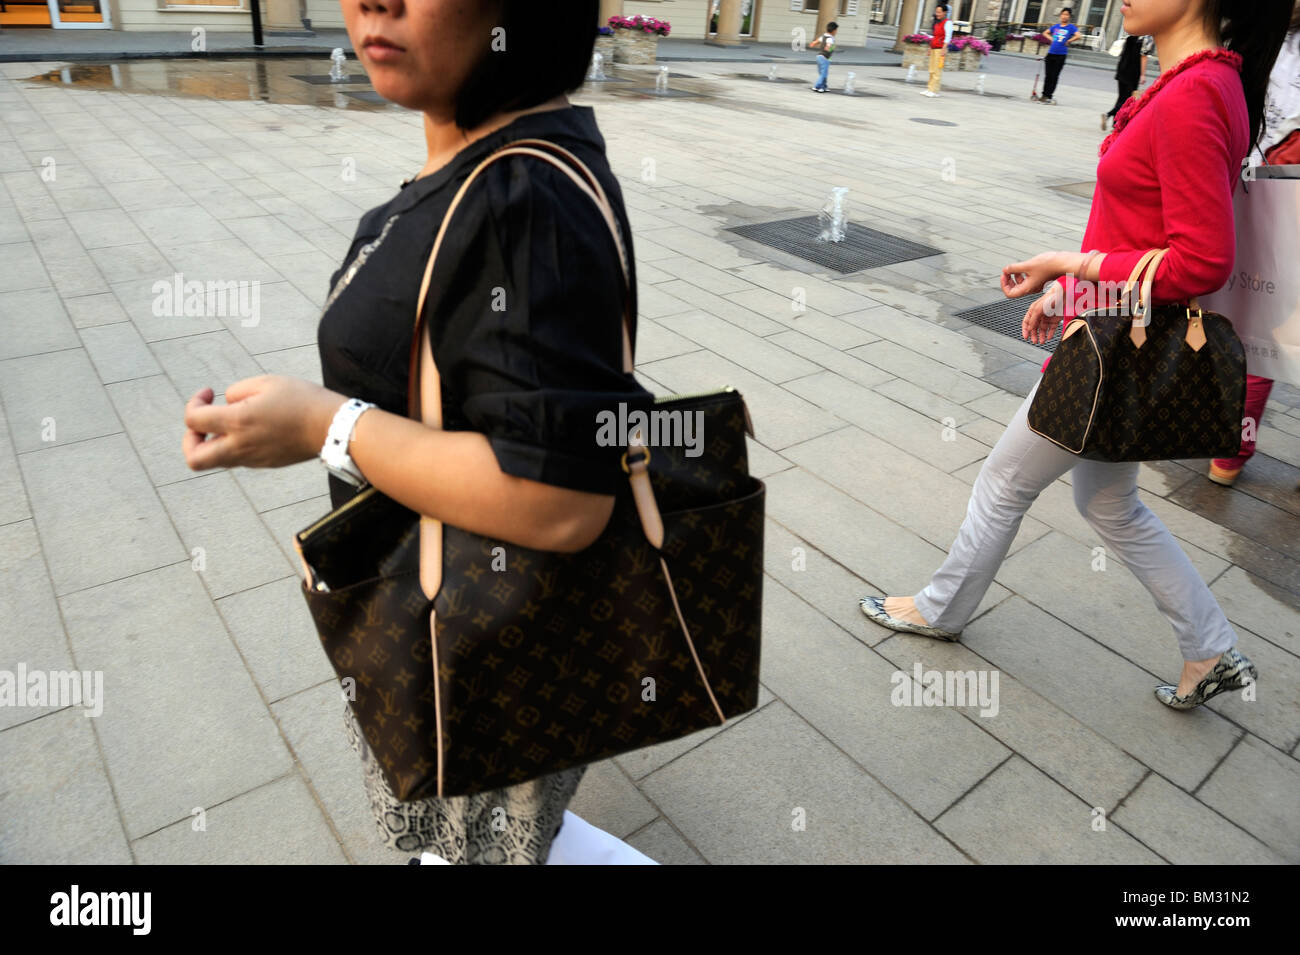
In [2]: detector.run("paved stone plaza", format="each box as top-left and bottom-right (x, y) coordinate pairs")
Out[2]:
(1, 50), (1298, 865)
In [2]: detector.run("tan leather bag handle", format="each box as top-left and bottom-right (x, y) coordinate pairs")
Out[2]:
(405, 142), (725, 794)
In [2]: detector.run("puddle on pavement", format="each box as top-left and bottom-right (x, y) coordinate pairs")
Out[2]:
(24, 59), (400, 111)
(24, 58), (727, 110)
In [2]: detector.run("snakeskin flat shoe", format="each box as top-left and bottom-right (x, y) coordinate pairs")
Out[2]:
(859, 596), (960, 641)
(1154, 647), (1258, 710)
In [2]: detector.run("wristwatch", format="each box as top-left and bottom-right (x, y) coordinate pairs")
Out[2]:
(320, 398), (375, 488)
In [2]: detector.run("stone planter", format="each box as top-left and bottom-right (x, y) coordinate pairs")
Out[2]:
(901, 42), (932, 70)
(613, 31), (659, 65)
(956, 48), (985, 71)
(593, 35), (615, 68)
(1005, 36), (1027, 53)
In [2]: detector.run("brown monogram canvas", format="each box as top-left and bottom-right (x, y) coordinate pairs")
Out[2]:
(1029, 305), (1246, 462)
(296, 389), (764, 799)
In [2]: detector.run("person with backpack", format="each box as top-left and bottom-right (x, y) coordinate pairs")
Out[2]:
(811, 20), (839, 92)
(1103, 32), (1154, 130)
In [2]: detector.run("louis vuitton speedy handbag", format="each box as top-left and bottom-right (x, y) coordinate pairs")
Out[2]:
(1028, 248), (1247, 461)
(294, 140), (764, 799)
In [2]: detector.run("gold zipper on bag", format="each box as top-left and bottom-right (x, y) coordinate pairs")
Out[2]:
(298, 484), (381, 542)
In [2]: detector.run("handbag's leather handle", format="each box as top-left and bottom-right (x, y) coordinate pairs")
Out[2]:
(407, 140), (727, 741)
(407, 140), (662, 601)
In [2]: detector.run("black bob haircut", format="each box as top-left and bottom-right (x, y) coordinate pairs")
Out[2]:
(456, 0), (600, 130)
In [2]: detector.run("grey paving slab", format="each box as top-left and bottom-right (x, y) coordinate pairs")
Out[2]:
(0, 520), (71, 731)
(79, 321), (163, 385)
(567, 758), (659, 841)
(657, 311), (818, 384)
(20, 434), (183, 596)
(639, 349), (842, 451)
(1203, 625), (1300, 753)
(1210, 566), (1300, 654)
(63, 290), (130, 329)
(255, 343), (325, 386)
(0, 347), (121, 452)
(783, 425), (1049, 559)
(221, 279), (330, 356)
(1112, 772), (1287, 865)
(149, 329), (263, 401)
(653, 280), (783, 337)
(1196, 735), (1300, 863)
(641, 701), (968, 864)
(65, 207), (148, 250)
(874, 632), (1149, 814)
(997, 531), (1231, 681)
(216, 575), (334, 704)
(133, 773), (346, 865)
(614, 685), (775, 781)
(158, 471), (292, 600)
(0, 410), (29, 527)
(762, 518), (884, 645)
(728, 288), (882, 349)
(0, 709), (132, 864)
(762, 577), (1009, 820)
(962, 597), (1241, 792)
(272, 681), (407, 866)
(110, 278), (226, 343)
(130, 204), (235, 250)
(0, 287), (79, 360)
(765, 467), (1011, 623)
(59, 562), (293, 839)
(842, 305), (1023, 378)
(624, 818), (706, 865)
(765, 328), (891, 389)
(935, 756), (1162, 864)
(104, 374), (196, 488)
(231, 460), (324, 514)
(849, 339), (999, 404)
(785, 371), (989, 474)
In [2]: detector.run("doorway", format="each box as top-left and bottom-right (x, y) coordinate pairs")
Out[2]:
(706, 0), (759, 39)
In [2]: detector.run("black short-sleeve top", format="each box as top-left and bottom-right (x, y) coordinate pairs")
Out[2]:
(317, 105), (653, 510)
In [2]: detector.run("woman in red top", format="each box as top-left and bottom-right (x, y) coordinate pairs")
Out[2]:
(862, 0), (1294, 710)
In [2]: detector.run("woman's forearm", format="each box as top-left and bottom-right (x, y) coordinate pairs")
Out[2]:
(345, 407), (615, 553)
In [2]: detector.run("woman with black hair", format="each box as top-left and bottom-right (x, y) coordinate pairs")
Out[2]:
(863, 0), (1294, 711)
(181, 0), (653, 863)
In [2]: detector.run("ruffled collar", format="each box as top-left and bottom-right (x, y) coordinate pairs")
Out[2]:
(1099, 47), (1242, 157)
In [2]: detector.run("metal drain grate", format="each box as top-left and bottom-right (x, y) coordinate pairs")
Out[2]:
(727, 217), (941, 273)
(954, 299), (1056, 353)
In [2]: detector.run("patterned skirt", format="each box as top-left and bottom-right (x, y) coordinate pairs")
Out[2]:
(343, 705), (586, 865)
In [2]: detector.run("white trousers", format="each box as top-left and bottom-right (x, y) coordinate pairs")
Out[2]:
(913, 380), (1237, 661)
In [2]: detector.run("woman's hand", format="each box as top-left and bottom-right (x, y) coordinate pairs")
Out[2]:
(183, 375), (346, 472)
(1021, 287), (1065, 346)
(1001, 251), (1070, 298)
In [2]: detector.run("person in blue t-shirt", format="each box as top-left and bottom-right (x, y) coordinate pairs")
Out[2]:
(1039, 7), (1079, 104)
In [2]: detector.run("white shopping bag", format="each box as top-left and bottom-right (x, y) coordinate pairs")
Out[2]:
(1200, 165), (1300, 386)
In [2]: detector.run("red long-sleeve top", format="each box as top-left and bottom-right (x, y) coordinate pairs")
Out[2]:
(1058, 52), (1248, 331)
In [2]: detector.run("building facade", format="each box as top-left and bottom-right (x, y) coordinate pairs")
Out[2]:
(0, 0), (1126, 47)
